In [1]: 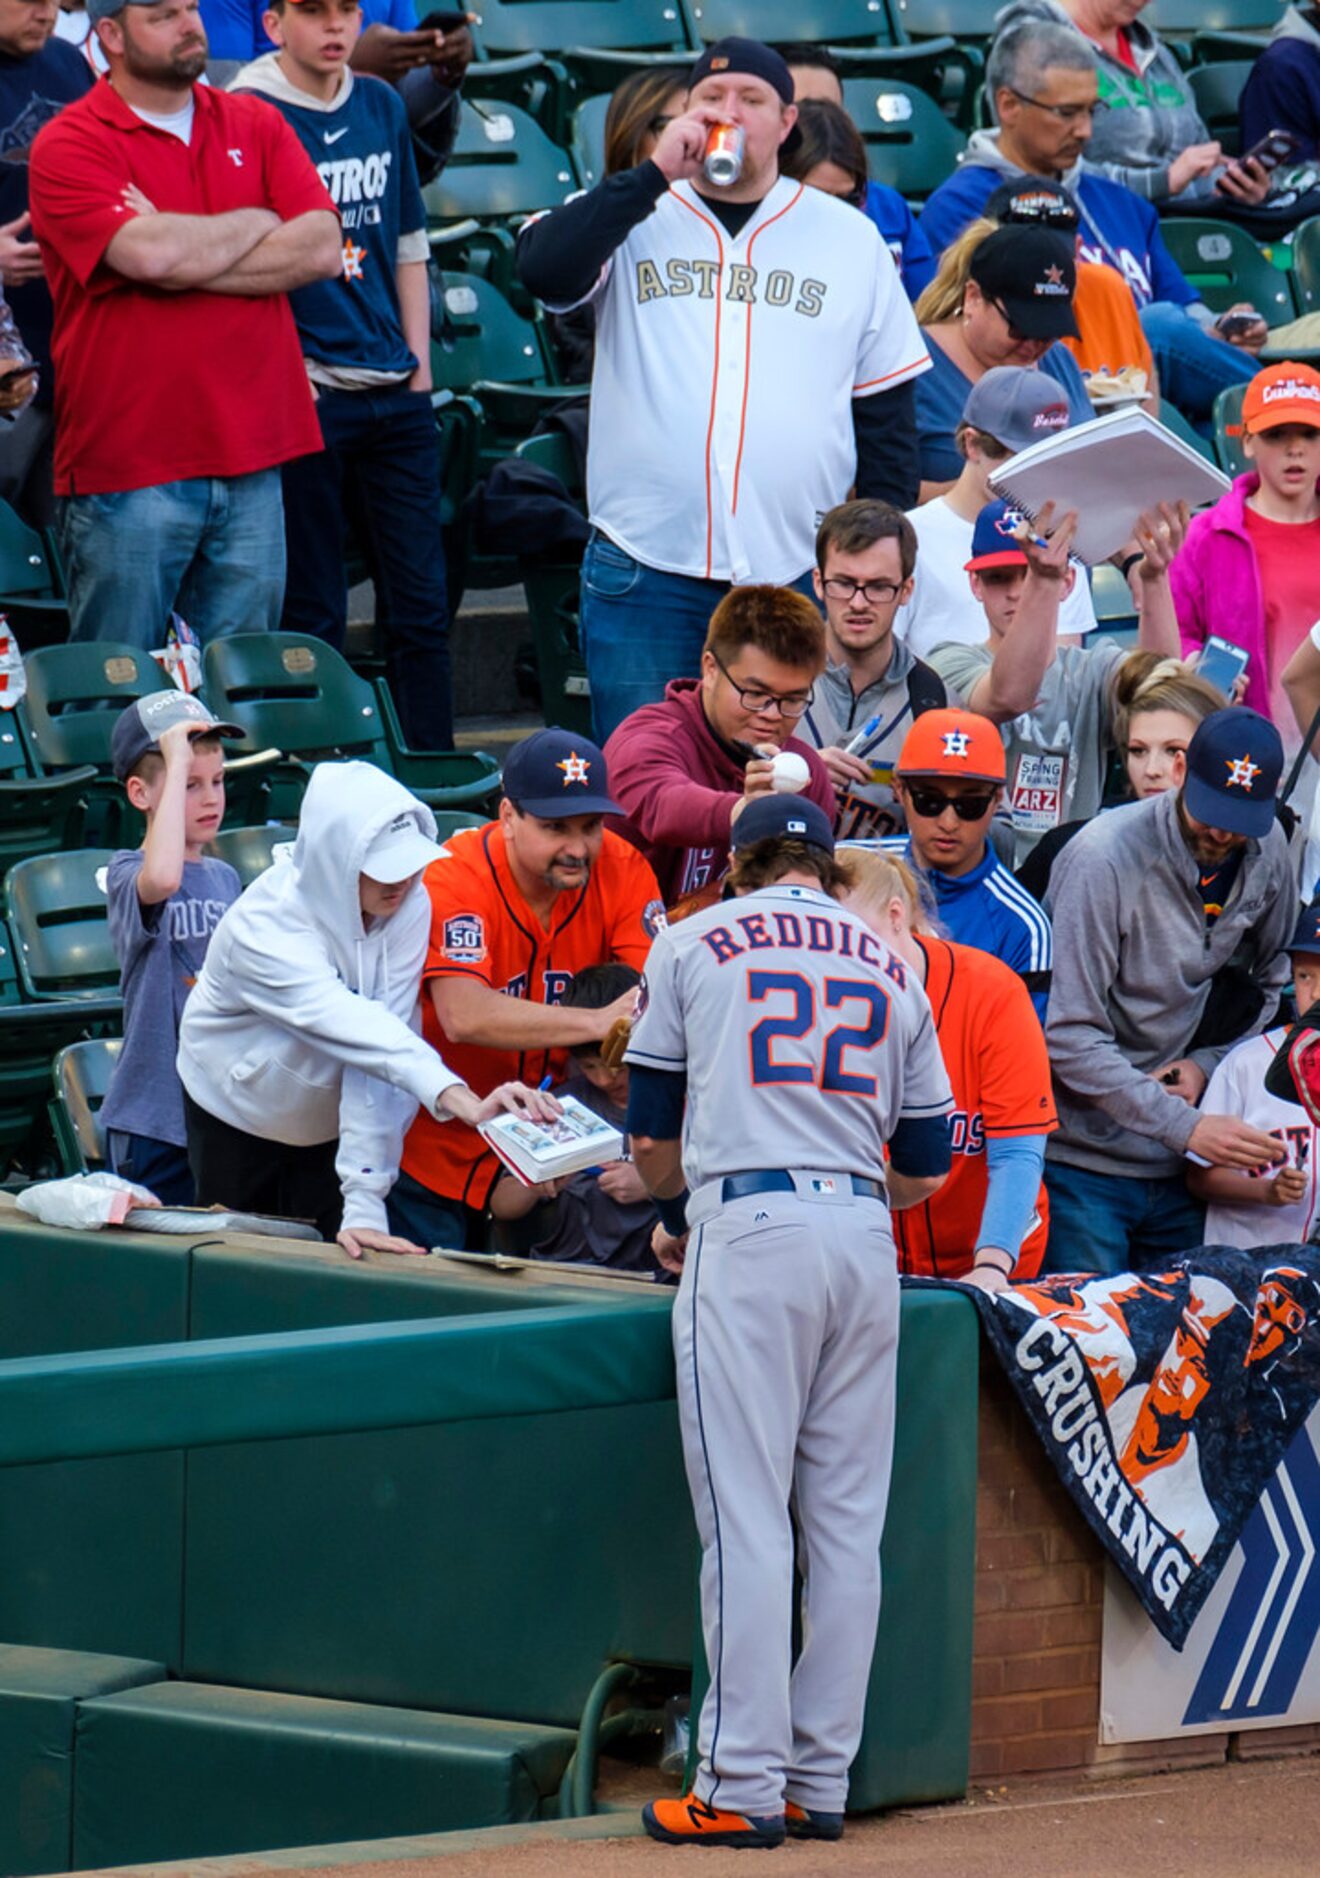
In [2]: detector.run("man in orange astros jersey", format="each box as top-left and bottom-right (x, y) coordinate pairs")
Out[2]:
(843, 847), (1056, 1286)
(387, 728), (664, 1250)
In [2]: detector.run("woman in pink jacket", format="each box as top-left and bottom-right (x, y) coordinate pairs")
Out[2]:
(1172, 363), (1320, 742)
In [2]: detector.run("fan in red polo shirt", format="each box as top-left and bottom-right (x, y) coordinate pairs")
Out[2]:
(388, 728), (665, 1252)
(28, 0), (341, 650)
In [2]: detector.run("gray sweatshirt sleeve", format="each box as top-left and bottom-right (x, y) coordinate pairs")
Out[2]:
(1186, 844), (1296, 1083)
(1045, 844), (1202, 1155)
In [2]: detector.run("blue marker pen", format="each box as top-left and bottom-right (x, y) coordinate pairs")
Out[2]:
(843, 713), (881, 756)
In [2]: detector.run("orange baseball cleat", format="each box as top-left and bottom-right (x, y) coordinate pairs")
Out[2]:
(642, 1792), (786, 1849)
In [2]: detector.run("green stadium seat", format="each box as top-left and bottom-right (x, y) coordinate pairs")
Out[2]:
(513, 431), (592, 737)
(427, 218), (520, 301)
(1290, 214), (1320, 314)
(371, 679), (504, 813)
(472, 0), (698, 58)
(21, 641), (160, 776)
(433, 809), (489, 839)
(570, 90), (611, 187)
(1157, 217), (1295, 320)
(1212, 378), (1249, 474)
(0, 920), (119, 1171)
(1091, 561), (1139, 647)
(842, 75), (966, 201)
(1187, 61), (1254, 156)
(692, 0), (898, 45)
(1157, 395), (1218, 464)
(0, 500), (71, 649)
(422, 99), (579, 226)
(4, 848), (119, 1001)
(0, 709), (95, 871)
(1146, 0), (1275, 33)
(207, 823), (297, 890)
(893, 0), (1001, 41)
(431, 270), (587, 466)
(50, 1037), (121, 1175)
(462, 48), (573, 146)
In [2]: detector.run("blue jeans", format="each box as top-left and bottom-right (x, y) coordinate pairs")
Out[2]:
(59, 470), (285, 649)
(1138, 301), (1256, 427)
(106, 1129), (196, 1207)
(385, 1168), (485, 1252)
(280, 385), (453, 750)
(578, 531), (818, 743)
(1042, 1158), (1206, 1277)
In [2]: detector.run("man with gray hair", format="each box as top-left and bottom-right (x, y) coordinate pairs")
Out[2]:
(919, 18), (1258, 422)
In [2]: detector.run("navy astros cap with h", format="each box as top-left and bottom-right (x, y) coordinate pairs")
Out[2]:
(689, 37), (794, 102)
(501, 728), (621, 819)
(1287, 896), (1320, 955)
(1183, 707), (1282, 839)
(111, 690), (243, 782)
(731, 794), (835, 854)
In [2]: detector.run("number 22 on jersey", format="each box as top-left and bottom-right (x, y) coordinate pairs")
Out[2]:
(747, 969), (889, 1095)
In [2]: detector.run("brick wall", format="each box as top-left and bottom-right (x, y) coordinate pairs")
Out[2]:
(970, 1361), (1242, 1780)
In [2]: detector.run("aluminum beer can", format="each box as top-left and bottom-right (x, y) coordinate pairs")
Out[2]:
(703, 122), (744, 187)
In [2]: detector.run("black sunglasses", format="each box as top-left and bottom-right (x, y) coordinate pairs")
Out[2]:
(904, 784), (998, 821)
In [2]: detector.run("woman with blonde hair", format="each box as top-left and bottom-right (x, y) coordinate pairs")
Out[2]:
(1015, 650), (1227, 899)
(913, 221), (1092, 497)
(841, 847), (1056, 1288)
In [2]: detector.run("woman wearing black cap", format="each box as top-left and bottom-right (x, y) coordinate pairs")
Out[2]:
(913, 220), (1092, 497)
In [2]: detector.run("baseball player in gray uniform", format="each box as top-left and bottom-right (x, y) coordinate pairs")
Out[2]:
(625, 794), (953, 1848)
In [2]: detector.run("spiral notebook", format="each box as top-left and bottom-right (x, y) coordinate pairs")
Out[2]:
(988, 407), (1230, 564)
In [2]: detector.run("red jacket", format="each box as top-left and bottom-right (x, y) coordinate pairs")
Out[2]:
(604, 678), (837, 906)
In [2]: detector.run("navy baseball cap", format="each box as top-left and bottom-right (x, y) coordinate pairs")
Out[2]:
(111, 690), (243, 782)
(501, 728), (620, 819)
(689, 38), (794, 103)
(732, 794), (835, 854)
(962, 366), (1072, 456)
(1287, 897), (1320, 954)
(966, 499), (1030, 573)
(1183, 707), (1282, 838)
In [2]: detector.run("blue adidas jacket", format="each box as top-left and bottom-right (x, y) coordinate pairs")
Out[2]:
(919, 147), (1197, 310)
(884, 834), (1054, 1022)
(233, 60), (427, 376)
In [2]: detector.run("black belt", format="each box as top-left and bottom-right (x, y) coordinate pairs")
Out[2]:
(720, 1171), (886, 1205)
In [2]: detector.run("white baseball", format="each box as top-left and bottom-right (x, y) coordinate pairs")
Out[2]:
(771, 751), (811, 794)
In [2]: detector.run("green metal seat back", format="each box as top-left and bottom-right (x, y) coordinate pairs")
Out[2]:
(693, 0), (899, 45)
(5, 848), (119, 998)
(516, 428), (585, 500)
(22, 642), (163, 773)
(201, 634), (388, 765)
(0, 707), (27, 781)
(841, 77), (966, 200)
(208, 824), (298, 891)
(571, 92), (611, 188)
(433, 810), (488, 840)
(53, 1037), (122, 1169)
(891, 0), (1000, 39)
(1291, 214), (1320, 315)
(1156, 217), (1294, 321)
(0, 498), (60, 598)
(422, 100), (578, 224)
(431, 270), (549, 393)
(1147, 0), (1275, 29)
(1091, 562), (1138, 638)
(1157, 396), (1217, 464)
(1212, 380), (1249, 476)
(472, 0), (697, 55)
(1187, 61), (1255, 156)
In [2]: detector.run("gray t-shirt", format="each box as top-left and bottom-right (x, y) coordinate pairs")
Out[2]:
(929, 639), (1125, 867)
(101, 850), (241, 1146)
(797, 641), (946, 841)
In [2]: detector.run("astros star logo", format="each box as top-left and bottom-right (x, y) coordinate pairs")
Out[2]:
(342, 239), (366, 282)
(1044, 264), (1064, 284)
(942, 729), (971, 757)
(1225, 754), (1261, 790)
(557, 752), (590, 785)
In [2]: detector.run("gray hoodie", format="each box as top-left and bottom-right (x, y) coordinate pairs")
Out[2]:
(1043, 788), (1294, 1178)
(996, 0), (1223, 201)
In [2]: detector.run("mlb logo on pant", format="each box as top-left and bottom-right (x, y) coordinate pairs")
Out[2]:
(809, 1177), (838, 1196)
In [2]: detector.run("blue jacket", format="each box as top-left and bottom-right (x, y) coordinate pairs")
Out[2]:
(233, 59), (427, 377)
(919, 134), (1197, 310)
(885, 835), (1054, 1022)
(864, 181), (936, 302)
(203, 0), (416, 61)
(1241, 10), (1320, 162)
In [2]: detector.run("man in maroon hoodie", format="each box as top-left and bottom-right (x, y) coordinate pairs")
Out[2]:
(604, 585), (837, 908)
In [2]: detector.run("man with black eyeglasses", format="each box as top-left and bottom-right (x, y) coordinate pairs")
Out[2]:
(918, 18), (1258, 424)
(883, 708), (1054, 1023)
(605, 584), (836, 909)
(796, 499), (945, 841)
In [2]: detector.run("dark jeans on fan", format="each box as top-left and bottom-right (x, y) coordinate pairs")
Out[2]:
(183, 1087), (342, 1241)
(280, 383), (454, 750)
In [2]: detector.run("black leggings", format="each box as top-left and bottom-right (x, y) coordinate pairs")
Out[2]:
(183, 1089), (343, 1241)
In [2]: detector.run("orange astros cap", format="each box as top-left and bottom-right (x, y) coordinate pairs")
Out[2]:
(1242, 361), (1320, 434)
(896, 708), (1006, 783)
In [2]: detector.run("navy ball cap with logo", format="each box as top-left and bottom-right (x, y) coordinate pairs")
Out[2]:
(501, 728), (622, 818)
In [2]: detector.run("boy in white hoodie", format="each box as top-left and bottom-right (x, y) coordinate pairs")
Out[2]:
(178, 761), (554, 1257)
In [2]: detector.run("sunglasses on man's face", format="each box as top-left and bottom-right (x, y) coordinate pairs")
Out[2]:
(904, 784), (998, 822)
